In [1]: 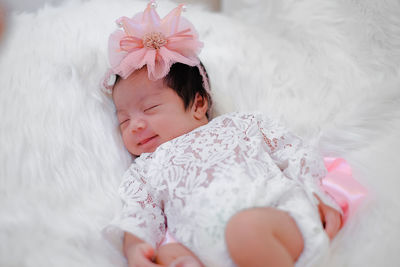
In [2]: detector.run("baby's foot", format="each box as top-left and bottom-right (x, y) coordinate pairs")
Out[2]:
(168, 256), (203, 267)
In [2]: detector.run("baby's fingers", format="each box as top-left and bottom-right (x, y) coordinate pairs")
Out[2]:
(314, 193), (342, 240)
(132, 256), (160, 267)
(323, 209), (342, 240)
(169, 256), (203, 267)
(130, 243), (160, 267)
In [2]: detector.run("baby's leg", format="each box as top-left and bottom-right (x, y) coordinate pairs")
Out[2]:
(155, 243), (204, 267)
(225, 207), (304, 267)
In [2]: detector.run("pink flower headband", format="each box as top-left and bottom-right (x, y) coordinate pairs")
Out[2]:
(103, 0), (210, 94)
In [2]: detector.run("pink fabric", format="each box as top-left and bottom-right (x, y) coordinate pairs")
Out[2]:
(321, 157), (367, 223)
(105, 1), (203, 87)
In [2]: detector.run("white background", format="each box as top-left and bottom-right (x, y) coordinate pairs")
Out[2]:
(1, 0), (221, 12)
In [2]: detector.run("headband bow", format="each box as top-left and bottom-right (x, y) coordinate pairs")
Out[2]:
(103, 1), (206, 92)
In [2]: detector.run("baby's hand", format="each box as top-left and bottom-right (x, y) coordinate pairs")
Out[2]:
(126, 242), (160, 267)
(314, 193), (343, 240)
(155, 243), (203, 267)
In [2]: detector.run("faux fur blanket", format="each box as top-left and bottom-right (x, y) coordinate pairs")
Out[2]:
(0, 0), (399, 266)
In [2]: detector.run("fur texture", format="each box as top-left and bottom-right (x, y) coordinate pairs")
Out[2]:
(0, 0), (399, 266)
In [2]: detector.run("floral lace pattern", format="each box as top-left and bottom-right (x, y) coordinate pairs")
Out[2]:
(105, 112), (333, 266)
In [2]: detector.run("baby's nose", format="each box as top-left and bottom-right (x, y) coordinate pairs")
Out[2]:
(130, 118), (146, 133)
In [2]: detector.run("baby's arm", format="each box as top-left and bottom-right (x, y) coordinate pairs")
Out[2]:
(107, 164), (168, 266)
(255, 114), (342, 238)
(113, 165), (203, 267)
(255, 113), (339, 209)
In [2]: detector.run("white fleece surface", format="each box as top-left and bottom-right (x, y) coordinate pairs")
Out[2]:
(0, 0), (399, 266)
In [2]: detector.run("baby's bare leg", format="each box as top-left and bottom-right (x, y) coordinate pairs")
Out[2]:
(155, 243), (204, 267)
(225, 207), (304, 267)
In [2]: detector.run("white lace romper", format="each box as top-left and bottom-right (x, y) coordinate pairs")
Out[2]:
(103, 112), (338, 267)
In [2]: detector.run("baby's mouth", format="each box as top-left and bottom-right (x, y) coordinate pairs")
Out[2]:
(138, 135), (158, 146)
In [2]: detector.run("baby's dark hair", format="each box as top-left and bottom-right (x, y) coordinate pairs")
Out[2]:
(114, 62), (212, 118)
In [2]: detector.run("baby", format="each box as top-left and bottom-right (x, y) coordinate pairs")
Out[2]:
(103, 2), (342, 267)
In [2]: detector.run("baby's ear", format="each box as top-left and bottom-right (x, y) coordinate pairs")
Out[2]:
(191, 93), (208, 120)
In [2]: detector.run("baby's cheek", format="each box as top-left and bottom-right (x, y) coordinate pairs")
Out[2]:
(121, 131), (135, 151)
(121, 131), (129, 145)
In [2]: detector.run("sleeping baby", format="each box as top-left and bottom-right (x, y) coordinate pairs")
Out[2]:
(102, 1), (342, 267)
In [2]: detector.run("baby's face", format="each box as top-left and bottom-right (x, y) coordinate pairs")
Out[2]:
(113, 68), (208, 156)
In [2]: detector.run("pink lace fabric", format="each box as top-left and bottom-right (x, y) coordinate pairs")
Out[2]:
(103, 112), (337, 266)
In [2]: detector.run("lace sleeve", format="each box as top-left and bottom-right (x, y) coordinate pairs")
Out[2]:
(103, 163), (166, 251)
(255, 113), (340, 210)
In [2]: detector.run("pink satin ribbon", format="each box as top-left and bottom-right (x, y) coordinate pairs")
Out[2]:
(321, 157), (367, 223)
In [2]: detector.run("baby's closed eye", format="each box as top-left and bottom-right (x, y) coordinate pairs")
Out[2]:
(117, 113), (130, 127)
(144, 104), (161, 113)
(119, 118), (129, 125)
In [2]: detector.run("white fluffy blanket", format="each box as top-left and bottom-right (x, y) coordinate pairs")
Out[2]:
(1, 0), (399, 266)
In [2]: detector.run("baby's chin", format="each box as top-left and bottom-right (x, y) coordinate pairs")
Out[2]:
(132, 147), (157, 157)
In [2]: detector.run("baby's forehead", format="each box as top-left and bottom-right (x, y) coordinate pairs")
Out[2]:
(114, 86), (166, 111)
(114, 71), (165, 93)
(136, 90), (164, 104)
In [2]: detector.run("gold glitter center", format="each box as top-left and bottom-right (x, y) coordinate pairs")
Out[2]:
(143, 32), (167, 49)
